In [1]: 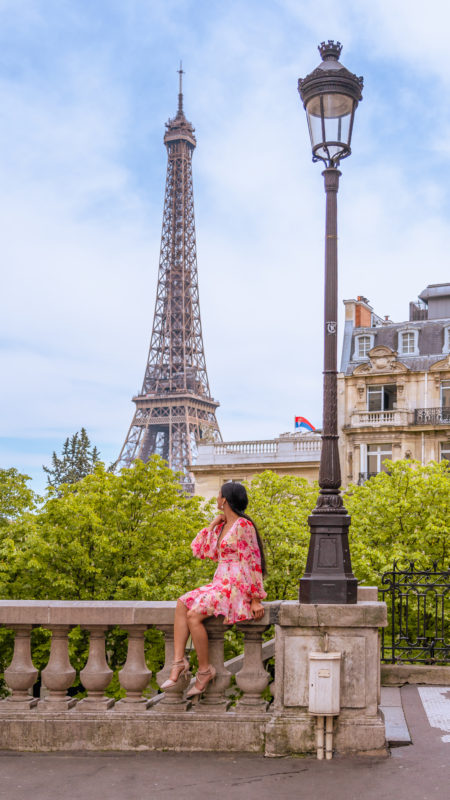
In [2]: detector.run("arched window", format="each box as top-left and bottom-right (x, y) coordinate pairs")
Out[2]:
(398, 328), (419, 356)
(442, 325), (450, 354)
(353, 333), (374, 360)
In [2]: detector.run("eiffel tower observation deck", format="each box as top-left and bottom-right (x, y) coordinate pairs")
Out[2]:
(117, 68), (222, 491)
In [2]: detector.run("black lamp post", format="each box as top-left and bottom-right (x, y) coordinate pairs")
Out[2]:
(298, 41), (363, 604)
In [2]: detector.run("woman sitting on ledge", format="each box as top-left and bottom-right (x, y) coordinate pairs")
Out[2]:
(162, 481), (267, 698)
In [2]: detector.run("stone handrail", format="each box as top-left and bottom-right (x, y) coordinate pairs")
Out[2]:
(213, 441), (278, 455)
(350, 409), (413, 427)
(0, 600), (280, 714)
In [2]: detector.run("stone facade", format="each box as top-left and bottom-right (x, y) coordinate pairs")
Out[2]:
(190, 432), (321, 500)
(339, 285), (450, 486)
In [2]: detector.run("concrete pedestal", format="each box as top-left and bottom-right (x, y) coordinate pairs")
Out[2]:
(265, 600), (388, 756)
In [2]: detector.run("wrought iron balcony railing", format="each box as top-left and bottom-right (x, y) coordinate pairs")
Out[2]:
(414, 407), (450, 425)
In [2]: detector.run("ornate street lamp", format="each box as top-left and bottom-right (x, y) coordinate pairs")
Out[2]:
(298, 42), (363, 604)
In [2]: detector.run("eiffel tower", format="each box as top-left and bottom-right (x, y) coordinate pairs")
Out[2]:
(117, 68), (222, 492)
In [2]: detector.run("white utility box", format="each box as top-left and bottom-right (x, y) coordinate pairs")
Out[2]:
(308, 652), (341, 715)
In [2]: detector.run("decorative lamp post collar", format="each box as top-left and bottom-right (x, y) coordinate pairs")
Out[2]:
(298, 41), (363, 168)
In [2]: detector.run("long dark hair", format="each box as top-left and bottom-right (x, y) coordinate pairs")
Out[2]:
(220, 481), (266, 575)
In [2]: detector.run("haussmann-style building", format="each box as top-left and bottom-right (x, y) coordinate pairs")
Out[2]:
(338, 283), (450, 485)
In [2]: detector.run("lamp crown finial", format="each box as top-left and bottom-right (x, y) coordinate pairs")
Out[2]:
(318, 40), (342, 61)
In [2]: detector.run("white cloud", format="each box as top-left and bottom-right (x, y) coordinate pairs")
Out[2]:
(1, 0), (450, 491)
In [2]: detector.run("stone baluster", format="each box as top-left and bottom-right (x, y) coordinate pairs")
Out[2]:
(196, 616), (231, 712)
(78, 626), (114, 710)
(116, 626), (152, 711)
(0, 625), (38, 711)
(39, 626), (77, 710)
(154, 624), (190, 710)
(235, 623), (270, 712)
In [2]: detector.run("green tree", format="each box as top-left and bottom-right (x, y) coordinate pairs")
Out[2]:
(345, 459), (450, 585)
(0, 456), (215, 697)
(0, 467), (36, 528)
(245, 471), (318, 600)
(0, 468), (38, 597)
(43, 428), (100, 488)
(9, 456), (214, 602)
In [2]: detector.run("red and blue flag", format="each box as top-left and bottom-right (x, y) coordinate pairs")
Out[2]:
(295, 416), (315, 432)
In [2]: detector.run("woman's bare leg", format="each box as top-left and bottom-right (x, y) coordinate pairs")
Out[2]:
(167, 599), (190, 681)
(187, 610), (210, 671)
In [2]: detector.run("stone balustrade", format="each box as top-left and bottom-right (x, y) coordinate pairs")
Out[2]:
(0, 593), (387, 756)
(0, 600), (278, 715)
(350, 409), (413, 427)
(196, 433), (322, 466)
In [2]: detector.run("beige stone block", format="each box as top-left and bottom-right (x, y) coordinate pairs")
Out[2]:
(278, 602), (319, 627)
(362, 603), (388, 627)
(278, 601), (387, 629)
(134, 603), (176, 626)
(264, 713), (316, 756)
(357, 586), (378, 602)
(283, 635), (321, 706)
(0, 601), (51, 626)
(327, 634), (366, 708)
(0, 712), (268, 753)
(334, 711), (387, 755)
(381, 664), (450, 686)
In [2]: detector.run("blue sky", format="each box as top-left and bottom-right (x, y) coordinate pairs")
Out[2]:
(1, 0), (450, 493)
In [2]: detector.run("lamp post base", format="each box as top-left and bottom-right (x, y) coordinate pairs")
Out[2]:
(299, 513), (358, 604)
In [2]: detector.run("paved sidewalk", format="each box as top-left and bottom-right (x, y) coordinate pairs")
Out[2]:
(0, 686), (448, 800)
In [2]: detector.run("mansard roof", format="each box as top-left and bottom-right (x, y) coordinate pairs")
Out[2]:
(343, 318), (450, 376)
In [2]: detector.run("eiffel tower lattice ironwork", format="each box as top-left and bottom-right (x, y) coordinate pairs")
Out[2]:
(117, 68), (222, 491)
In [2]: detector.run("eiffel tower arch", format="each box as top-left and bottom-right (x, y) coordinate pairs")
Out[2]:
(117, 69), (222, 492)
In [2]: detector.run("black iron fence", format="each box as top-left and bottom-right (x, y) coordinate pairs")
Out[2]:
(379, 561), (450, 664)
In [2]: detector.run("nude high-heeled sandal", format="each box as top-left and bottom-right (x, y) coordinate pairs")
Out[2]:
(186, 665), (217, 698)
(161, 657), (189, 690)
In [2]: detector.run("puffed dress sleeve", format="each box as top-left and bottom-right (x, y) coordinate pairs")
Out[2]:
(191, 524), (221, 562)
(236, 519), (267, 600)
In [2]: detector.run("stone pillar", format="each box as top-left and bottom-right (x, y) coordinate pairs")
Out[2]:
(116, 626), (152, 711)
(235, 624), (270, 712)
(154, 624), (190, 710)
(265, 601), (388, 756)
(39, 626), (77, 710)
(78, 627), (114, 710)
(0, 625), (38, 711)
(196, 617), (231, 712)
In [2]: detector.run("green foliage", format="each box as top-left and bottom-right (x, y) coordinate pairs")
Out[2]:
(0, 456), (214, 697)
(345, 459), (450, 584)
(245, 471), (318, 600)
(4, 456), (214, 601)
(1, 459), (449, 695)
(43, 427), (100, 488)
(0, 467), (37, 528)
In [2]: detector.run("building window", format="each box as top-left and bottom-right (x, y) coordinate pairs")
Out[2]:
(443, 326), (450, 354)
(441, 443), (450, 462)
(367, 384), (397, 411)
(358, 335), (371, 358)
(398, 328), (419, 355)
(441, 380), (450, 409)
(367, 443), (392, 476)
(354, 334), (374, 360)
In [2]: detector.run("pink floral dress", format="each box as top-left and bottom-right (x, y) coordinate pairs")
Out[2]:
(179, 518), (266, 624)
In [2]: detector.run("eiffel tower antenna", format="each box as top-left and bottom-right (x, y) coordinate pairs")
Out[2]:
(178, 61), (184, 114)
(116, 69), (222, 491)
